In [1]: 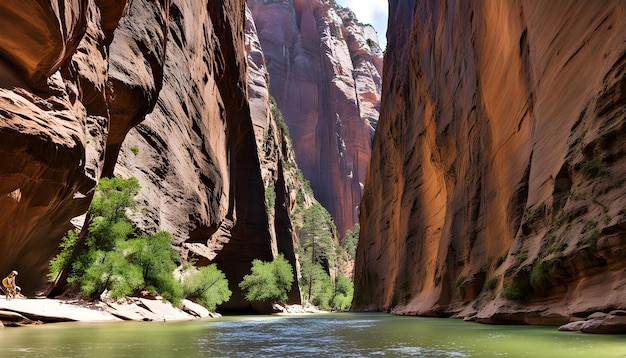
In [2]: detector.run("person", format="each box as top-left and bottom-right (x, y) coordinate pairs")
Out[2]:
(3, 270), (18, 300)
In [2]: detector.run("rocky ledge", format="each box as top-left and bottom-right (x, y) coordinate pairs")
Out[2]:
(0, 294), (217, 327)
(558, 311), (626, 334)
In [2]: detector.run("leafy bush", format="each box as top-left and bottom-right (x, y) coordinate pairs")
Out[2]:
(299, 259), (331, 307)
(529, 260), (553, 296)
(331, 275), (354, 310)
(239, 254), (294, 304)
(130, 145), (139, 155)
(342, 224), (359, 259)
(182, 265), (231, 311)
(52, 178), (182, 302)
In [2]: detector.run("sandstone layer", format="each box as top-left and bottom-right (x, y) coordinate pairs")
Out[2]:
(0, 0), (120, 293)
(354, 0), (626, 325)
(0, 0), (311, 312)
(248, 0), (383, 236)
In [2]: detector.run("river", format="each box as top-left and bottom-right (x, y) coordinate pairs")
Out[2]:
(0, 313), (624, 357)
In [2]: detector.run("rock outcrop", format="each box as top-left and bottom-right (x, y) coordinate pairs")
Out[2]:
(0, 0), (119, 293)
(354, 0), (626, 325)
(248, 0), (383, 236)
(0, 0), (312, 311)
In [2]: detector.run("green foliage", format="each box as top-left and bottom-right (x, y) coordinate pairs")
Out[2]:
(299, 258), (331, 307)
(529, 260), (554, 296)
(265, 183), (276, 213)
(582, 160), (604, 177)
(300, 203), (335, 263)
(239, 254), (294, 304)
(130, 145), (139, 155)
(366, 38), (375, 48)
(495, 254), (506, 268)
(501, 279), (531, 301)
(455, 275), (466, 288)
(483, 276), (499, 291)
(331, 275), (354, 310)
(183, 265), (231, 311)
(598, 129), (617, 148)
(578, 229), (600, 251)
(53, 177), (186, 303)
(546, 243), (567, 255)
(515, 252), (528, 266)
(342, 223), (359, 259)
(269, 95), (289, 137)
(48, 229), (79, 280)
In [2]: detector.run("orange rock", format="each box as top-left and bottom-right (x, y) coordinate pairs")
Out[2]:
(354, 0), (626, 322)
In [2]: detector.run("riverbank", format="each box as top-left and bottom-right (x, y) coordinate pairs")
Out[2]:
(0, 294), (331, 327)
(0, 294), (216, 327)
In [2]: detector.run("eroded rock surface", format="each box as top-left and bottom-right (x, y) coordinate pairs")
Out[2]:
(0, 0), (307, 312)
(354, 0), (626, 323)
(248, 0), (383, 235)
(0, 0), (119, 293)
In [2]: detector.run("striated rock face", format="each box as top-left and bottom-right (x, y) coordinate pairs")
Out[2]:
(354, 0), (626, 323)
(0, 0), (118, 293)
(248, 0), (383, 236)
(0, 0), (308, 311)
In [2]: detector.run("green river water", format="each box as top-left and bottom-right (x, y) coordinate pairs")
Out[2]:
(0, 313), (624, 357)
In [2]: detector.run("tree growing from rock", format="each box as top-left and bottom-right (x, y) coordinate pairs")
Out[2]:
(49, 177), (230, 310)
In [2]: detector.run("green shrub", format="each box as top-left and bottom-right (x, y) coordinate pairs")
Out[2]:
(483, 276), (499, 291)
(182, 265), (231, 311)
(342, 224), (359, 259)
(529, 260), (553, 296)
(52, 177), (185, 303)
(130, 145), (139, 155)
(239, 254), (294, 304)
(495, 254), (506, 268)
(546, 243), (567, 255)
(501, 279), (531, 301)
(582, 160), (604, 177)
(48, 229), (79, 280)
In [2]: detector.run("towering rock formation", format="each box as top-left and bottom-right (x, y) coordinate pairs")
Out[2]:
(0, 0), (118, 293)
(0, 0), (312, 311)
(248, 0), (383, 236)
(355, 0), (626, 324)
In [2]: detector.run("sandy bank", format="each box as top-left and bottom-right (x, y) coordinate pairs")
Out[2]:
(0, 294), (216, 327)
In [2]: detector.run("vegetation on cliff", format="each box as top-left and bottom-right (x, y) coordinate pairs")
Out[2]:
(49, 177), (231, 310)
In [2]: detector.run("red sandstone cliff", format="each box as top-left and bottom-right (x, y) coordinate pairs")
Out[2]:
(354, 0), (626, 325)
(248, 0), (383, 236)
(0, 0), (308, 311)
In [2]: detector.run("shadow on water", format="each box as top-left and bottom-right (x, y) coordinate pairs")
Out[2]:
(0, 313), (624, 357)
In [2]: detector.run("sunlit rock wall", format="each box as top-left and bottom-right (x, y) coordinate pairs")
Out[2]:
(354, 0), (626, 324)
(248, 0), (383, 236)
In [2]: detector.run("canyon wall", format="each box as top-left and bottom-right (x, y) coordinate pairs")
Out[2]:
(248, 0), (383, 236)
(0, 0), (311, 311)
(354, 0), (626, 324)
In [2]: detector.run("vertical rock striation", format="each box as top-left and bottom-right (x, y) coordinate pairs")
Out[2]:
(248, 0), (383, 236)
(354, 0), (626, 323)
(0, 0), (309, 310)
(0, 0), (119, 293)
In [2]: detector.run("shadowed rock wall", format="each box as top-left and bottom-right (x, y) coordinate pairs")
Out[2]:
(354, 0), (626, 324)
(0, 0), (306, 310)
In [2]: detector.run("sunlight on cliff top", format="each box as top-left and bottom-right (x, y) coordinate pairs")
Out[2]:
(336, 0), (388, 49)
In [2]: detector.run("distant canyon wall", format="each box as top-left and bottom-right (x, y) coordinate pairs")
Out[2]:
(248, 0), (383, 236)
(355, 0), (626, 324)
(0, 0), (308, 310)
